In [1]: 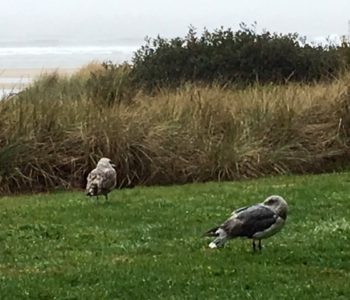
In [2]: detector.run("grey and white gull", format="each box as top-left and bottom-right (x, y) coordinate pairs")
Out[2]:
(205, 195), (288, 251)
(85, 157), (117, 201)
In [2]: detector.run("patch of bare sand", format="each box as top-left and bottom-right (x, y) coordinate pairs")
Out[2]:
(0, 68), (77, 89)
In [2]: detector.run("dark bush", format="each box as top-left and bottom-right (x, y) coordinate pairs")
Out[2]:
(131, 24), (346, 89)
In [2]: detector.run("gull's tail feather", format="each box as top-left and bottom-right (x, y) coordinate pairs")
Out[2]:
(204, 226), (220, 237)
(86, 183), (98, 196)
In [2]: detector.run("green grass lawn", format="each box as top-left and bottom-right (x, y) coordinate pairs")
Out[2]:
(0, 173), (350, 299)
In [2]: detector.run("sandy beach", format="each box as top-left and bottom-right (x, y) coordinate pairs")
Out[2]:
(0, 68), (77, 89)
(0, 68), (77, 98)
(0, 41), (135, 98)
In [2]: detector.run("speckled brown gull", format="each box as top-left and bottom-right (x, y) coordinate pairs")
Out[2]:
(205, 195), (288, 251)
(86, 157), (117, 201)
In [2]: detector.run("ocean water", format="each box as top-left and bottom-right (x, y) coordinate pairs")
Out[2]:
(0, 38), (141, 98)
(0, 44), (138, 69)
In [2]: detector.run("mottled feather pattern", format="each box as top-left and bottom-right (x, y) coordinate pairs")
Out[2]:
(206, 195), (288, 250)
(233, 205), (278, 238)
(86, 158), (116, 199)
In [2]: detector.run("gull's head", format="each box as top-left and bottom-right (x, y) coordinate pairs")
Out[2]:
(97, 157), (116, 168)
(263, 195), (288, 220)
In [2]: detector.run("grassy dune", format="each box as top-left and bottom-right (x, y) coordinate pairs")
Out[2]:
(0, 173), (349, 299)
(1, 66), (350, 194)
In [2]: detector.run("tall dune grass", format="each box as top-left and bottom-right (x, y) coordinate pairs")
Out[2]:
(0, 68), (350, 194)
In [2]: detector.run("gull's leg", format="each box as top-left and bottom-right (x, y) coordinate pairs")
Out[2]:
(252, 240), (256, 252)
(258, 240), (262, 251)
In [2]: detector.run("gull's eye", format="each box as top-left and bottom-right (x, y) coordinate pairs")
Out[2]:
(267, 198), (276, 204)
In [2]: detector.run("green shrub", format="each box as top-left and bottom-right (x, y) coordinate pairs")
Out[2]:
(131, 25), (345, 89)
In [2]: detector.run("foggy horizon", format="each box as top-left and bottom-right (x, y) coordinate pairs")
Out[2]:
(1, 0), (349, 45)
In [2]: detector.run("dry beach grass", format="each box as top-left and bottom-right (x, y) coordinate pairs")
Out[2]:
(1, 67), (350, 194)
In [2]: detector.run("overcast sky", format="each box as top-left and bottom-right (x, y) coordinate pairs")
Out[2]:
(1, 0), (349, 43)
